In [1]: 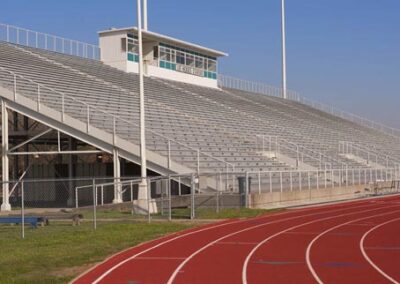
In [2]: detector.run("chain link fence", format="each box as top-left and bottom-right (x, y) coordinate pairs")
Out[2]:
(1, 168), (399, 239)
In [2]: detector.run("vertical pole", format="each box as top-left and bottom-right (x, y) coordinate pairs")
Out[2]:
(245, 172), (249, 208)
(75, 187), (79, 208)
(21, 181), (25, 239)
(216, 173), (220, 213)
(281, 0), (288, 99)
(269, 172), (272, 193)
(1, 100), (11, 211)
(113, 148), (122, 203)
(143, 0), (148, 31)
(147, 180), (151, 223)
(168, 175), (172, 221)
(101, 185), (104, 205)
(191, 174), (195, 220)
(92, 179), (97, 230)
(137, 0), (148, 200)
(258, 171), (261, 195)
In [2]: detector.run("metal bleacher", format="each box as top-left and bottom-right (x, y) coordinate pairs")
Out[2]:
(0, 41), (399, 189)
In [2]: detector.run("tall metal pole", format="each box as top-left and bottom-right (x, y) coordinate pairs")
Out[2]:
(143, 0), (148, 31)
(1, 100), (11, 212)
(281, 0), (287, 99)
(137, 0), (148, 200)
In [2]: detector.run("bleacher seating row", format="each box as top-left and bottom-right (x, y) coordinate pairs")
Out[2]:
(0, 42), (399, 177)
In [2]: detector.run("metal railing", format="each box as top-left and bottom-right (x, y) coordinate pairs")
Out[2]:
(75, 167), (400, 211)
(339, 141), (400, 169)
(218, 74), (400, 139)
(0, 23), (100, 60)
(245, 167), (400, 200)
(255, 135), (346, 170)
(298, 96), (400, 138)
(218, 74), (300, 101)
(0, 66), (234, 175)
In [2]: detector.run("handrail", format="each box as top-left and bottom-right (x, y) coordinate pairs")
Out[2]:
(0, 23), (100, 60)
(299, 97), (400, 139)
(218, 74), (400, 139)
(339, 141), (400, 168)
(256, 134), (345, 169)
(218, 74), (300, 101)
(0, 66), (234, 173)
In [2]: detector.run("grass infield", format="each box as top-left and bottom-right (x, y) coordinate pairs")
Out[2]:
(0, 208), (277, 283)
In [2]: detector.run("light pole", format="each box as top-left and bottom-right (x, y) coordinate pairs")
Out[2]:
(281, 0), (287, 99)
(137, 0), (148, 201)
(143, 0), (148, 31)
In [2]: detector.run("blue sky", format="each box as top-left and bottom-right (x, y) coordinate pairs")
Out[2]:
(1, 0), (399, 127)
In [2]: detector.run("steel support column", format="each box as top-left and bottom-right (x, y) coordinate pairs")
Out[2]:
(1, 100), (11, 211)
(113, 148), (122, 203)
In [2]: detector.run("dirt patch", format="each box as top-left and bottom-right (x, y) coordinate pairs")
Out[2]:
(50, 262), (98, 279)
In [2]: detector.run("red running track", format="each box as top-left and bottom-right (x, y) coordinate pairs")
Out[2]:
(73, 195), (400, 284)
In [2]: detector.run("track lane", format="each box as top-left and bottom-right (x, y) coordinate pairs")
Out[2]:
(76, 201), (348, 283)
(243, 197), (400, 284)
(307, 210), (400, 284)
(73, 195), (400, 284)
(168, 201), (391, 284)
(99, 202), (375, 284)
(361, 217), (400, 283)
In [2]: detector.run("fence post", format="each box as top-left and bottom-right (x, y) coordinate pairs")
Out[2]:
(160, 180), (164, 216)
(269, 172), (272, 193)
(216, 173), (220, 213)
(258, 171), (261, 195)
(299, 171), (302, 191)
(290, 171), (293, 192)
(75, 187), (79, 208)
(92, 179), (97, 230)
(21, 181), (25, 239)
(191, 174), (196, 220)
(101, 185), (104, 206)
(168, 175), (172, 221)
(147, 180), (151, 223)
(130, 181), (133, 203)
(245, 172), (249, 208)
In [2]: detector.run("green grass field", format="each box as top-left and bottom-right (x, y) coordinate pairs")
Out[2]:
(0, 208), (277, 284)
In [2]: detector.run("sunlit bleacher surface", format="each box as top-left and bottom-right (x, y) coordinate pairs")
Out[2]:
(0, 41), (399, 196)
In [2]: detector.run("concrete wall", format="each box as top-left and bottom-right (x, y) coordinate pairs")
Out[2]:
(99, 31), (127, 71)
(250, 184), (383, 209)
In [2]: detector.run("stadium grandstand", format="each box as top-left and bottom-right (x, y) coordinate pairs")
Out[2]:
(0, 14), (399, 213)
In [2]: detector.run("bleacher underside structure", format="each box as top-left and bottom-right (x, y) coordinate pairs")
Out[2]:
(0, 38), (399, 210)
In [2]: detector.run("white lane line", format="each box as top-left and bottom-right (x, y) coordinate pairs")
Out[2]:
(89, 201), (340, 284)
(166, 202), (384, 284)
(90, 197), (400, 284)
(360, 217), (400, 284)
(135, 257), (186, 260)
(306, 210), (400, 284)
(242, 206), (400, 284)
